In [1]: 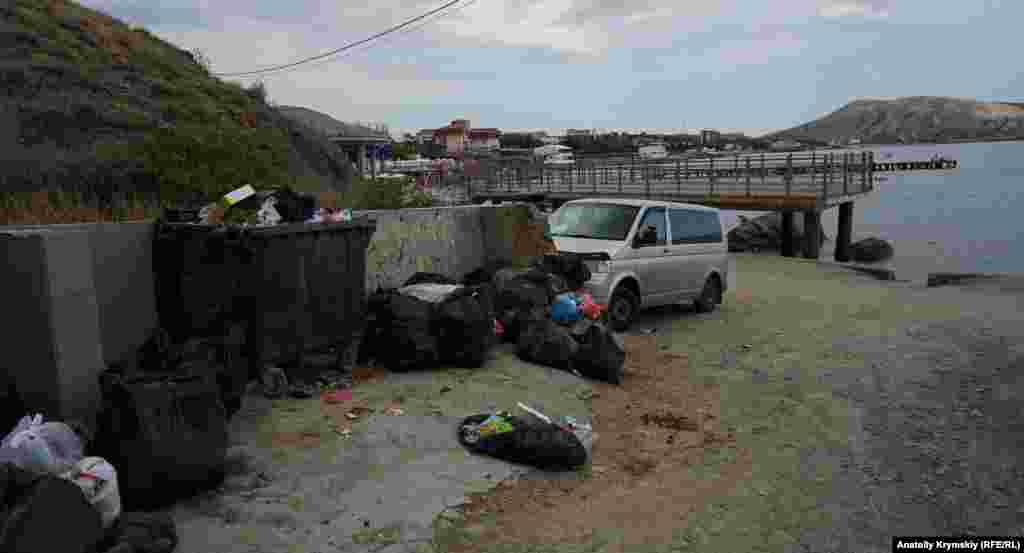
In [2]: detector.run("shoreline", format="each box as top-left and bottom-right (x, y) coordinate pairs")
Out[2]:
(735, 249), (1024, 284)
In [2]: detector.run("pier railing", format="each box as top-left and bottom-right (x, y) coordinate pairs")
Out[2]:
(465, 151), (877, 210)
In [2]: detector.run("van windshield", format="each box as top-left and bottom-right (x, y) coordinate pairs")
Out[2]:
(548, 203), (640, 241)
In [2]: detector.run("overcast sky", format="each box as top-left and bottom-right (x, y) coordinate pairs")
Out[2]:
(81, 0), (1022, 138)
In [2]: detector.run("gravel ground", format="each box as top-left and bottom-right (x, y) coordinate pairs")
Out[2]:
(792, 280), (1024, 552)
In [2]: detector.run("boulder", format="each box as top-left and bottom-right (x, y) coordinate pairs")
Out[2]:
(850, 237), (894, 263)
(727, 213), (827, 253)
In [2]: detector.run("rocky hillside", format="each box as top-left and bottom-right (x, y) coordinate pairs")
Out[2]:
(0, 0), (354, 204)
(765, 96), (1024, 144)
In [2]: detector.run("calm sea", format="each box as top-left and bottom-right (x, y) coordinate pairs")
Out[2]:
(720, 141), (1024, 281)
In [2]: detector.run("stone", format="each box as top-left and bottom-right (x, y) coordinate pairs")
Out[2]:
(727, 212), (827, 253)
(849, 237), (894, 263)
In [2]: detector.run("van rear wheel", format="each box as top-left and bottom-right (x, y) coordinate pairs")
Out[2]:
(608, 287), (639, 332)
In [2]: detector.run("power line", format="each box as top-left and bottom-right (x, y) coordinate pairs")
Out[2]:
(213, 0), (471, 77)
(253, 0), (479, 78)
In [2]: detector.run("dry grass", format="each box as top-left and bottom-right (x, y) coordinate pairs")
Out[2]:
(0, 191), (159, 225)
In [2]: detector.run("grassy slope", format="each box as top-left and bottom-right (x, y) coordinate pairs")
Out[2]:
(1, 0), (352, 208)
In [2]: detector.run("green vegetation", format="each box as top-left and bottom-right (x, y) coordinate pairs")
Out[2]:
(95, 123), (294, 202)
(3, 0), (352, 219)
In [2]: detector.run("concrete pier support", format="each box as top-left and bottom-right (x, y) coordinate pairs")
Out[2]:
(835, 201), (854, 262)
(780, 211), (796, 257)
(802, 210), (822, 259)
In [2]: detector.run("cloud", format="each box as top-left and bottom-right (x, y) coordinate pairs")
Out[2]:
(817, 0), (891, 18)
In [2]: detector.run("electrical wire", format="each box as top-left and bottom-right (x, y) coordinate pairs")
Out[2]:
(249, 0), (479, 78)
(212, 0), (473, 77)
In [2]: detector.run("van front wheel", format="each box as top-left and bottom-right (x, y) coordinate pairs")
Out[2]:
(694, 276), (722, 313)
(608, 287), (639, 332)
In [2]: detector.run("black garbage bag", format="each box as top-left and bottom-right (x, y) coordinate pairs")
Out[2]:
(496, 277), (550, 342)
(436, 286), (496, 368)
(0, 464), (104, 553)
(573, 321), (625, 385)
(532, 253), (592, 290)
(94, 369), (229, 510)
(95, 512), (178, 553)
(517, 268), (569, 303)
(517, 317), (579, 371)
(378, 292), (440, 371)
(403, 272), (459, 287)
(457, 414), (587, 469)
(461, 267), (494, 286)
(359, 289), (395, 365)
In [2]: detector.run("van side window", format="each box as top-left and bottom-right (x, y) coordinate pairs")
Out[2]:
(635, 207), (667, 247)
(670, 209), (723, 244)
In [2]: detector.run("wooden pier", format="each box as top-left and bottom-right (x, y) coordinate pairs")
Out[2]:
(467, 151), (877, 212)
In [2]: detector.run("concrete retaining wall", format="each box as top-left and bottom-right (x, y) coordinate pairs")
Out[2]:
(356, 204), (531, 291)
(0, 223), (157, 422)
(0, 204), (537, 420)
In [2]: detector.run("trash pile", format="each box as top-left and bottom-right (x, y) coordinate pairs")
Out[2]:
(360, 253), (626, 385)
(361, 272), (497, 372)
(0, 414), (177, 553)
(164, 184), (353, 227)
(457, 402), (590, 470)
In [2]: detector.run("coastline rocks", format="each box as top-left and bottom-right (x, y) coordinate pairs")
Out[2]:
(727, 213), (827, 253)
(850, 237), (894, 263)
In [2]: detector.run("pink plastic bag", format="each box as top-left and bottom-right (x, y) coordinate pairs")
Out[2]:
(494, 319), (505, 337)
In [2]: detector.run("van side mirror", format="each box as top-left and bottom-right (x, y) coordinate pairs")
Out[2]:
(633, 227), (656, 248)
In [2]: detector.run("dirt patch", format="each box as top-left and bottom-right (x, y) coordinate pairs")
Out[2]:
(976, 102), (1024, 116)
(446, 335), (751, 551)
(352, 365), (388, 386)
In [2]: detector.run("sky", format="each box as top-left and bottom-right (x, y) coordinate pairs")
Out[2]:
(80, 0), (1023, 139)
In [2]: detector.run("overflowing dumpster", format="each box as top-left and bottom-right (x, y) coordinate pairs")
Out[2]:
(152, 217), (378, 390)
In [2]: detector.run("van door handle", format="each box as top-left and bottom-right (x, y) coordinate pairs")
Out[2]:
(663, 248), (671, 254)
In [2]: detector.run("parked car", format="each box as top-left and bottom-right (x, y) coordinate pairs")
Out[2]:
(545, 198), (729, 331)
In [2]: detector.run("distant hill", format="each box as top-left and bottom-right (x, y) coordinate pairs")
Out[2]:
(277, 106), (389, 140)
(763, 96), (1024, 144)
(1, 0), (354, 203)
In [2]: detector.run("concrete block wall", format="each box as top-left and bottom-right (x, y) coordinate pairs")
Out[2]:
(1, 222), (158, 422)
(356, 204), (531, 291)
(1, 229), (106, 422)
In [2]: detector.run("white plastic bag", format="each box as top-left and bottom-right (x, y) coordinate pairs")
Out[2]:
(62, 457), (122, 529)
(0, 416), (83, 475)
(397, 283), (463, 304)
(256, 196), (282, 226)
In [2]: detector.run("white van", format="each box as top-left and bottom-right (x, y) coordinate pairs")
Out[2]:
(546, 198), (729, 331)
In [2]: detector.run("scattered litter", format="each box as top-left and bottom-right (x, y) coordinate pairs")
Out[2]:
(345, 406), (374, 420)
(256, 196), (282, 226)
(457, 412), (587, 470)
(383, 407), (405, 416)
(742, 344), (753, 349)
(0, 415), (84, 476)
(322, 389), (353, 404)
(440, 385), (453, 394)
(61, 457), (121, 529)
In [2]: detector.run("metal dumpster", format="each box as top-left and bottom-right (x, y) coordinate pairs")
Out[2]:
(153, 218), (377, 382)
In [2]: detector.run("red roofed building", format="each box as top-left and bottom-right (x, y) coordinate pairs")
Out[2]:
(430, 120), (502, 155)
